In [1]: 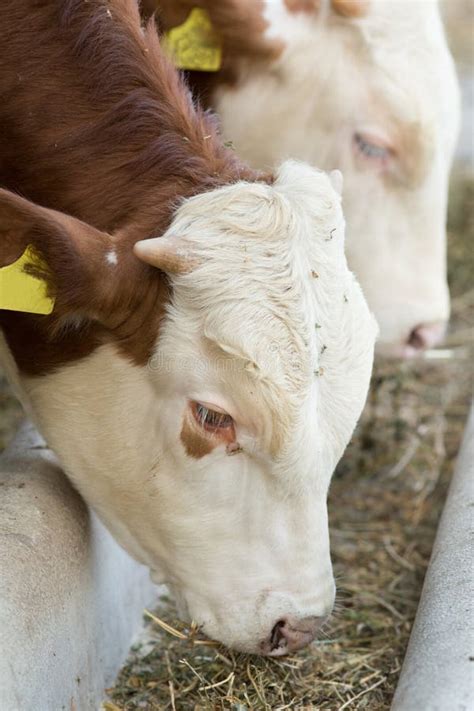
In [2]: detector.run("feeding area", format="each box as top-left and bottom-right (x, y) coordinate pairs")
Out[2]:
(0, 1), (472, 710)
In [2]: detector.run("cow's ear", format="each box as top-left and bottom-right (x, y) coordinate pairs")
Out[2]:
(0, 189), (123, 322)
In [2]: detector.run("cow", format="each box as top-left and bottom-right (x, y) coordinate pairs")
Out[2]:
(0, 0), (377, 655)
(147, 0), (461, 357)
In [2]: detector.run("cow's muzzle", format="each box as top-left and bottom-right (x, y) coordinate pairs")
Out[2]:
(260, 615), (325, 656)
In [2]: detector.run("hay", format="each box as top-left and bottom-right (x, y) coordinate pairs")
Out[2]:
(105, 174), (473, 710)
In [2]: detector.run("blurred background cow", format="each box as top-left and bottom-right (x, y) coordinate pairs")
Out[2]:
(146, 0), (461, 357)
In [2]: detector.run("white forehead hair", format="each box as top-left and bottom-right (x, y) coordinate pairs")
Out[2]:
(159, 160), (376, 457)
(335, 0), (460, 151)
(265, 1), (460, 158)
(165, 160), (347, 386)
(173, 159), (344, 244)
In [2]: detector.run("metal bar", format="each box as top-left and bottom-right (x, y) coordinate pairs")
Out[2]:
(391, 404), (474, 711)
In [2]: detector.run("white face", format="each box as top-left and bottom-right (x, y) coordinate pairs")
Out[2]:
(22, 162), (377, 654)
(213, 0), (461, 356)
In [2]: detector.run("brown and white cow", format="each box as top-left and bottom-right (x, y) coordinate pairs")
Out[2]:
(149, 0), (461, 357)
(0, 0), (377, 655)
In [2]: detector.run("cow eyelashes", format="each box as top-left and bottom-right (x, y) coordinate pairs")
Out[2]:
(192, 401), (233, 432)
(353, 132), (392, 164)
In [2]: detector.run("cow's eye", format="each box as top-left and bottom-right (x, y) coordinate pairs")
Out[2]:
(353, 132), (393, 165)
(191, 401), (233, 432)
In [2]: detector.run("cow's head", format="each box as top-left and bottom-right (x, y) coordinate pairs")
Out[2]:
(209, 0), (461, 357)
(0, 162), (377, 654)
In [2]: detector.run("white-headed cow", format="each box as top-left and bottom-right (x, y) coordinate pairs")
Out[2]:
(149, 0), (461, 357)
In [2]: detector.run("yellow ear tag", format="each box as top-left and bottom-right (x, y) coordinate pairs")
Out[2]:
(163, 7), (222, 72)
(0, 246), (55, 315)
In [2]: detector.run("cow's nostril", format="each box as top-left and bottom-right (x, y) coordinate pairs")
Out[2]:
(407, 326), (426, 350)
(270, 619), (286, 650)
(265, 616), (324, 656)
(406, 321), (446, 355)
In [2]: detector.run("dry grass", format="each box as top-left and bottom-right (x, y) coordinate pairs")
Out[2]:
(104, 174), (473, 710)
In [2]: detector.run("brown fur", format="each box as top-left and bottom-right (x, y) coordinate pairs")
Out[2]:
(284, 0), (320, 13)
(0, 188), (169, 373)
(0, 0), (266, 376)
(180, 412), (215, 459)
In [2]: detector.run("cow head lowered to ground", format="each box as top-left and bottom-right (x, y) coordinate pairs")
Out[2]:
(0, 164), (376, 655)
(0, 0), (376, 655)
(152, 0), (461, 357)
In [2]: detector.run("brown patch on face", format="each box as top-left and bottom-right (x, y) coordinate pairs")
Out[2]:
(180, 411), (216, 459)
(180, 402), (239, 459)
(284, 0), (320, 14)
(394, 122), (433, 189)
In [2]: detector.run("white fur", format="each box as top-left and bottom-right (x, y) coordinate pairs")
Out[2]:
(212, 0), (461, 352)
(2, 161), (377, 653)
(105, 249), (118, 266)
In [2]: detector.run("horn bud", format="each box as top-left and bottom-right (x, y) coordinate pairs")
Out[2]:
(332, 0), (369, 17)
(133, 236), (195, 275)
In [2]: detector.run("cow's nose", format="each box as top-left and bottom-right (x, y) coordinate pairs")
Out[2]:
(263, 616), (324, 656)
(404, 321), (447, 357)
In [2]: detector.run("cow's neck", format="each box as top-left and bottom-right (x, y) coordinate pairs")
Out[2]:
(0, 0), (260, 379)
(0, 0), (250, 235)
(15, 343), (165, 568)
